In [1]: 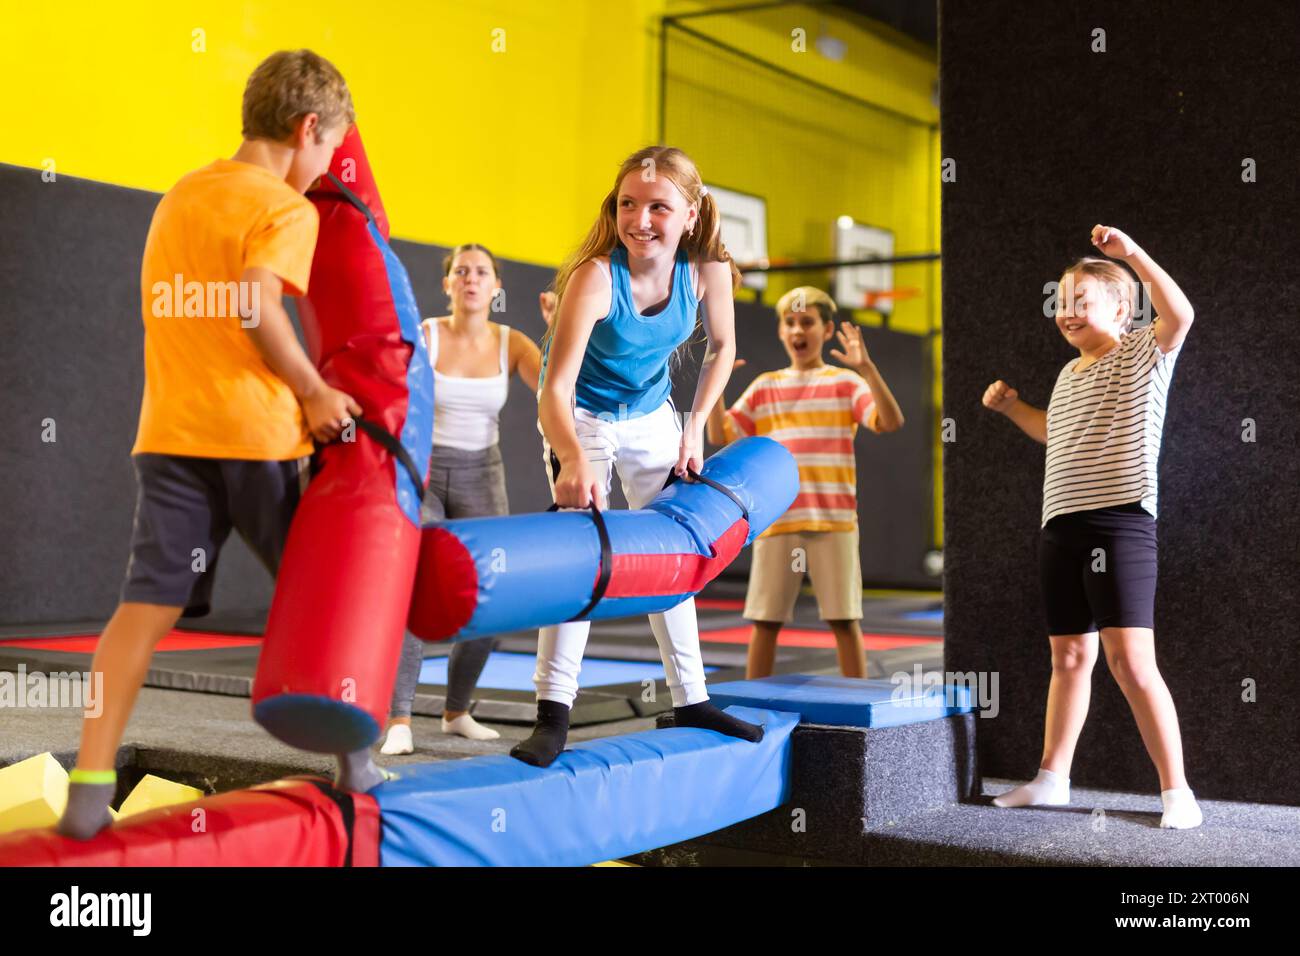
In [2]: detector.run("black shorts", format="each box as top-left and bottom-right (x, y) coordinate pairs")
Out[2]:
(1039, 501), (1157, 634)
(120, 453), (308, 616)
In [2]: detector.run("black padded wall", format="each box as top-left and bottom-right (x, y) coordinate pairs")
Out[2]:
(0, 162), (933, 627)
(939, 1), (1300, 803)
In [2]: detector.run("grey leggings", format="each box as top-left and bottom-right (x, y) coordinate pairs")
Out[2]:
(390, 443), (509, 718)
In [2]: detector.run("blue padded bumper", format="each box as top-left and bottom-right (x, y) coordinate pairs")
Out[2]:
(376, 706), (797, 866)
(707, 675), (975, 728)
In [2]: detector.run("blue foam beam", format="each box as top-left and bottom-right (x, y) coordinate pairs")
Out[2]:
(376, 706), (797, 866)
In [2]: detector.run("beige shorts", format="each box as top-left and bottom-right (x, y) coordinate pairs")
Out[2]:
(743, 529), (863, 623)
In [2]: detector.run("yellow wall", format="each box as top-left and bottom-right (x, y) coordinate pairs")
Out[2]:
(3, 0), (668, 267)
(3, 0), (943, 547)
(3, 0), (934, 274)
(659, 3), (942, 546)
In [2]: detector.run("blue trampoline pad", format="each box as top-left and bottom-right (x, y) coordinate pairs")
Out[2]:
(418, 650), (717, 691)
(902, 608), (944, 621)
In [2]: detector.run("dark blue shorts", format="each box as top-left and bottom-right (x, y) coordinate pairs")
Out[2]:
(120, 453), (308, 616)
(1039, 501), (1158, 634)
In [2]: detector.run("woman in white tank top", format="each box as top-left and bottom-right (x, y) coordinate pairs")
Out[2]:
(382, 244), (549, 751)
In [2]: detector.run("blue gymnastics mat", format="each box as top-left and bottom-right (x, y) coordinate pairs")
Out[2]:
(376, 705), (797, 866)
(707, 674), (974, 728)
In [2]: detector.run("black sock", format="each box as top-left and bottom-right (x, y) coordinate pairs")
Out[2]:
(57, 782), (115, 841)
(673, 701), (765, 742)
(509, 700), (570, 768)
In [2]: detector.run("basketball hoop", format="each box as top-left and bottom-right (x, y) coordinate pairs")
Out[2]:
(861, 288), (921, 309)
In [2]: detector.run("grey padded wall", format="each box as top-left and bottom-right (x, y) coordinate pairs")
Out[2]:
(939, 0), (1299, 803)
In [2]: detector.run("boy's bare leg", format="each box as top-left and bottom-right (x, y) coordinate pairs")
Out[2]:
(59, 602), (181, 839)
(827, 619), (867, 677)
(77, 602), (183, 770)
(746, 621), (782, 679)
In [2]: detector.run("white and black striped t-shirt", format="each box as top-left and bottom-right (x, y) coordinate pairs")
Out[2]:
(1042, 321), (1184, 527)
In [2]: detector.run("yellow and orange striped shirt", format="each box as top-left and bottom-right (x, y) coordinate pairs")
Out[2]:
(724, 365), (880, 536)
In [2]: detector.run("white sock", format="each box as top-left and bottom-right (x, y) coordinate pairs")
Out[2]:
(442, 713), (500, 741)
(380, 723), (414, 755)
(992, 767), (1070, 808)
(1159, 787), (1202, 829)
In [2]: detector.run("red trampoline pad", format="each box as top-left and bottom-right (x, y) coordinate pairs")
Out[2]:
(700, 626), (940, 650)
(0, 630), (262, 653)
(696, 597), (745, 611)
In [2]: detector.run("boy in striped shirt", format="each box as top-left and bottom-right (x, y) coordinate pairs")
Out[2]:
(706, 286), (905, 678)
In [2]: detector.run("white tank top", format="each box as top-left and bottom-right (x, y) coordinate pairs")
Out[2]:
(426, 318), (510, 451)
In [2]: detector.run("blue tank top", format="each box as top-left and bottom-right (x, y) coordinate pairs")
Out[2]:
(541, 246), (699, 418)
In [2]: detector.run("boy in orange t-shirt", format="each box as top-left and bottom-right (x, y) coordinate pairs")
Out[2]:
(60, 50), (367, 840)
(706, 286), (906, 679)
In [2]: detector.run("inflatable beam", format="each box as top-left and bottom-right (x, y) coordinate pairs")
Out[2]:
(0, 779), (380, 867)
(252, 126), (434, 753)
(409, 436), (798, 642)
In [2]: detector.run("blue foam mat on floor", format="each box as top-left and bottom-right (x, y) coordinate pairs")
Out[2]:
(376, 705), (797, 866)
(707, 674), (973, 728)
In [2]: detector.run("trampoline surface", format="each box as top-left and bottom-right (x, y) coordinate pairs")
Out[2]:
(0, 583), (942, 726)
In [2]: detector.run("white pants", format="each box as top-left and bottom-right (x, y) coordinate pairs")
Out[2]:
(535, 400), (709, 708)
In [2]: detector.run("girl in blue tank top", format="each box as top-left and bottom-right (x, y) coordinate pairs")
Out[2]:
(512, 146), (766, 768)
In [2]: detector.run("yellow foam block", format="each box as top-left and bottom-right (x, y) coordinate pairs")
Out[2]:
(0, 752), (69, 833)
(117, 774), (204, 818)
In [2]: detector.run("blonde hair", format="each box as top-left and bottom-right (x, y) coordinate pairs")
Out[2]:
(242, 50), (355, 143)
(541, 146), (741, 360)
(775, 286), (838, 324)
(1061, 257), (1138, 334)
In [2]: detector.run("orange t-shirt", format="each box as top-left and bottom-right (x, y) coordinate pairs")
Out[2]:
(132, 158), (319, 460)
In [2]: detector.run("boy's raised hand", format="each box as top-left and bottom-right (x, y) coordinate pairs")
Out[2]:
(1090, 224), (1139, 259)
(982, 380), (1019, 414)
(830, 321), (870, 368)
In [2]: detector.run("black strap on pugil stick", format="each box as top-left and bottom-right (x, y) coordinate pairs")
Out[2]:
(546, 449), (612, 621)
(325, 172), (376, 223)
(318, 175), (425, 506)
(343, 415), (427, 506)
(293, 777), (357, 868)
(547, 500), (612, 622)
(663, 466), (749, 523)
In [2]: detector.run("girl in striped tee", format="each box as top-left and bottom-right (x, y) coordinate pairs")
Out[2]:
(982, 225), (1201, 829)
